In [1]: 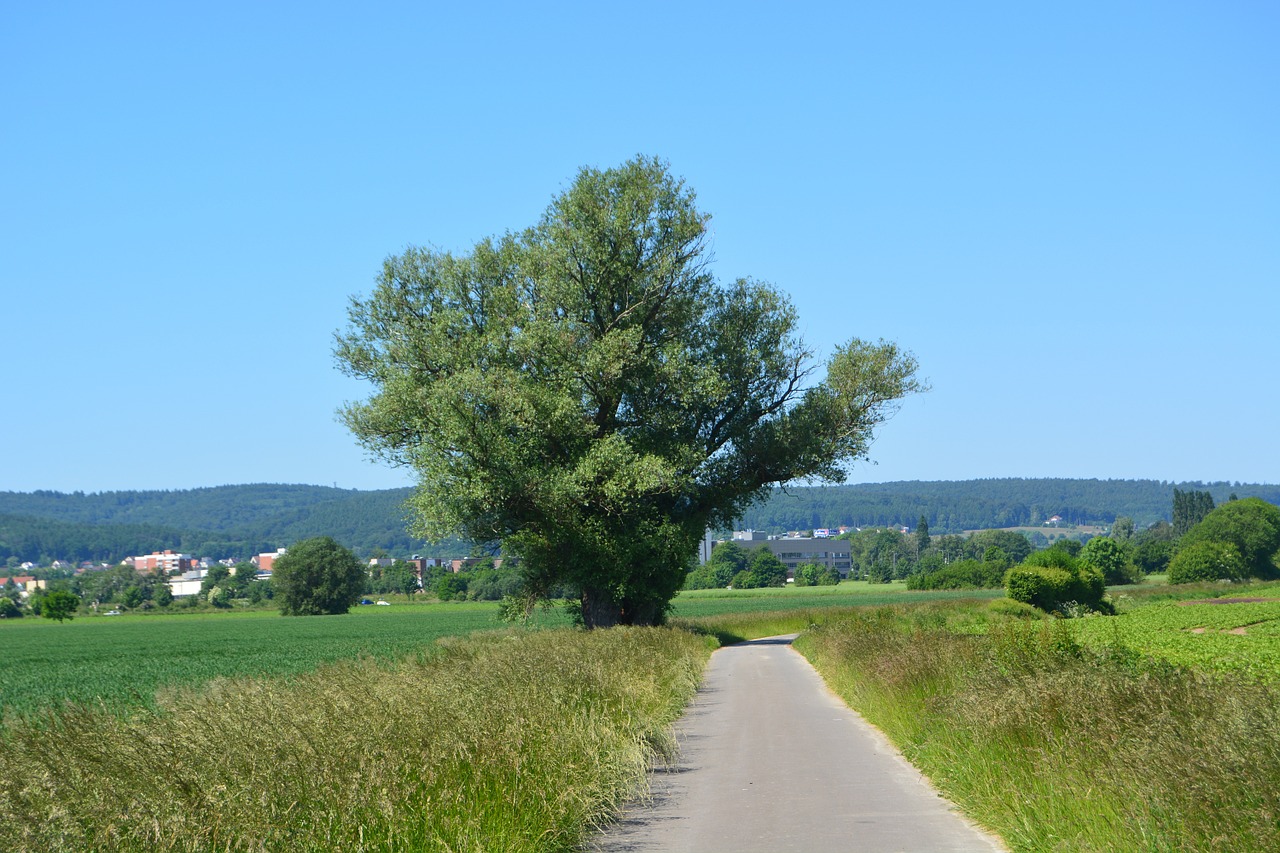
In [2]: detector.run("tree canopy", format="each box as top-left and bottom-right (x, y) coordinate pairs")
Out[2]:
(271, 537), (367, 616)
(1178, 498), (1280, 580)
(337, 157), (923, 627)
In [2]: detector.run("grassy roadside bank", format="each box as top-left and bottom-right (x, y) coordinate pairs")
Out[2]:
(791, 600), (1280, 853)
(0, 627), (713, 852)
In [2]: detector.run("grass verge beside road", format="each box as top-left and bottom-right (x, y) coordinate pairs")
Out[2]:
(791, 598), (1280, 853)
(0, 626), (712, 853)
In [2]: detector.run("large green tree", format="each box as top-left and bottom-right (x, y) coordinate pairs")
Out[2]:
(336, 157), (922, 627)
(271, 537), (367, 616)
(1179, 498), (1280, 580)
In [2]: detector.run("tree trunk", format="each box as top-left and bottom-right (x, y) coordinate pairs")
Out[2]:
(581, 587), (667, 628)
(580, 587), (622, 629)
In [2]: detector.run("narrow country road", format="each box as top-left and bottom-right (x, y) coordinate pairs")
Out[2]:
(588, 636), (1006, 853)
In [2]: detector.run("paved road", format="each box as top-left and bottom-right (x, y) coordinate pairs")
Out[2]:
(588, 636), (1006, 853)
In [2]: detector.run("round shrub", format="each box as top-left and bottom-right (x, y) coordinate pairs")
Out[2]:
(1167, 541), (1246, 584)
(1005, 549), (1109, 615)
(987, 597), (1044, 620)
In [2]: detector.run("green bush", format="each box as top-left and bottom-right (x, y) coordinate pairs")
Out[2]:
(907, 559), (1003, 590)
(1167, 541), (1247, 584)
(1005, 550), (1108, 614)
(986, 597), (1044, 620)
(1080, 536), (1140, 585)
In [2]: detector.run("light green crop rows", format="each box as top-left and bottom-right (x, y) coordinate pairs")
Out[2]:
(1073, 596), (1280, 681)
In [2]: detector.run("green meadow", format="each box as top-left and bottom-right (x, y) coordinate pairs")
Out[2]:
(2, 584), (966, 721)
(0, 602), (568, 721)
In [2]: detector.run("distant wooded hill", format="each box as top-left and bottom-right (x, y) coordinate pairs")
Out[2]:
(734, 478), (1280, 534)
(2, 479), (1277, 565)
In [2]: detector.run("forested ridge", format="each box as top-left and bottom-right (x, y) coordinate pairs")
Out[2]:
(738, 478), (1280, 533)
(0, 485), (426, 564)
(2, 479), (1277, 565)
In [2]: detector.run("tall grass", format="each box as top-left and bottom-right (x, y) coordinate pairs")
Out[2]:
(0, 627), (712, 852)
(797, 602), (1280, 852)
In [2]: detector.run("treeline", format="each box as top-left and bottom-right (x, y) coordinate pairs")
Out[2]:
(6, 479), (1280, 567)
(0, 485), (446, 565)
(736, 478), (1280, 533)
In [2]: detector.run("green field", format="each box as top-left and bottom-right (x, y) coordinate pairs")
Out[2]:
(1072, 586), (1280, 681)
(3, 583), (982, 720)
(0, 602), (570, 721)
(670, 581), (1003, 618)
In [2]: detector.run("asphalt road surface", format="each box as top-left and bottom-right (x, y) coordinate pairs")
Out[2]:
(588, 635), (1007, 853)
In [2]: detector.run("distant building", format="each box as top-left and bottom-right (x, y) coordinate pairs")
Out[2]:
(254, 548), (288, 573)
(0, 576), (44, 599)
(697, 530), (717, 564)
(732, 530), (769, 541)
(129, 550), (195, 575)
(733, 538), (853, 579)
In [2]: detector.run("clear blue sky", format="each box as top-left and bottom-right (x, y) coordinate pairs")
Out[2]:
(4, 1), (1277, 494)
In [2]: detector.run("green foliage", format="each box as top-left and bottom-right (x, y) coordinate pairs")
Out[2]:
(1005, 549), (1108, 614)
(1080, 535), (1139, 585)
(200, 563), (231, 595)
(1134, 536), (1176, 574)
(792, 562), (840, 587)
(1072, 591), (1280, 679)
(703, 541), (749, 585)
(738, 548), (788, 588)
(336, 157), (921, 627)
(1167, 541), (1247, 584)
(1179, 497), (1280, 580)
(40, 589), (80, 622)
(965, 529), (1033, 564)
(7, 480), (1280, 567)
(0, 596), (21, 618)
(682, 563), (727, 590)
(1047, 537), (1083, 556)
(1173, 487), (1216, 536)
(272, 537), (367, 616)
(736, 479), (1280, 534)
(435, 573), (469, 601)
(907, 559), (1004, 590)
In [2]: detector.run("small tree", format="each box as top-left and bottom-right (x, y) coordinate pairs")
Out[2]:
(272, 537), (367, 616)
(746, 548), (788, 588)
(914, 516), (931, 555)
(1080, 536), (1137, 585)
(0, 596), (21, 618)
(41, 590), (80, 622)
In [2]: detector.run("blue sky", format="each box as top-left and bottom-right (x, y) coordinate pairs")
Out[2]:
(3, 1), (1277, 494)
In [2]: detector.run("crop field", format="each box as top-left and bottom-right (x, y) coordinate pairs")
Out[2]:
(1072, 589), (1280, 681)
(2, 584), (1002, 721)
(0, 602), (570, 721)
(669, 580), (1004, 619)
